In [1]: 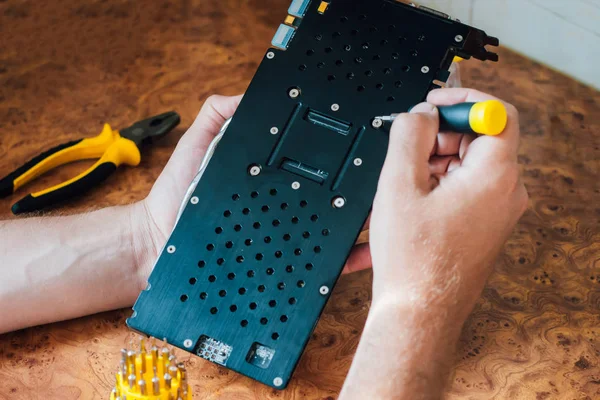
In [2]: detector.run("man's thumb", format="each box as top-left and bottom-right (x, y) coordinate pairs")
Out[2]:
(378, 102), (439, 194)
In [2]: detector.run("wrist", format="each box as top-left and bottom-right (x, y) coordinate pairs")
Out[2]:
(369, 291), (465, 366)
(128, 200), (165, 293)
(370, 292), (463, 332)
(371, 259), (482, 323)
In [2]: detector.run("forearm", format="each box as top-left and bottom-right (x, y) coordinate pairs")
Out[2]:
(0, 203), (149, 334)
(340, 291), (464, 400)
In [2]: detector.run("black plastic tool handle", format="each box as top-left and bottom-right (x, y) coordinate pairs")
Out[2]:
(438, 100), (507, 136)
(0, 140), (83, 198)
(11, 162), (117, 214)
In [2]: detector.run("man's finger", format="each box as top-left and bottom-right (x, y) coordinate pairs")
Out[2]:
(171, 95), (242, 170)
(427, 87), (499, 105)
(342, 243), (372, 274)
(435, 132), (465, 156)
(429, 155), (458, 175)
(447, 157), (462, 173)
(378, 102), (439, 195)
(427, 88), (520, 165)
(148, 95), (243, 207)
(183, 94), (243, 148)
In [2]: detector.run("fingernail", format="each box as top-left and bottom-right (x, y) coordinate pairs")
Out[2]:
(409, 102), (436, 114)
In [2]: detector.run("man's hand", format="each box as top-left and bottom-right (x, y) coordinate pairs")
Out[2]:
(131, 95), (242, 284)
(370, 88), (528, 314)
(131, 95), (372, 289)
(340, 88), (528, 400)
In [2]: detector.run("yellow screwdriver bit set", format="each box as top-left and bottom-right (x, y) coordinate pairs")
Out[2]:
(110, 338), (191, 400)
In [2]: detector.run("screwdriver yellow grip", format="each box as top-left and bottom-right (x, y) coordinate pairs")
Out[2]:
(468, 100), (507, 136)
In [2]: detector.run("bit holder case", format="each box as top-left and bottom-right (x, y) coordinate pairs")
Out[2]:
(128, 0), (499, 389)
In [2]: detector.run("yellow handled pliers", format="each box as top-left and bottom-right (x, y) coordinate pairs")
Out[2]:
(0, 111), (180, 215)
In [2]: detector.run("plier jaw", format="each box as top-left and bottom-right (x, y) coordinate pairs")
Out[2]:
(120, 111), (181, 147)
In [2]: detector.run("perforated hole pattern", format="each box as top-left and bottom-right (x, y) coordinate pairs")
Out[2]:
(182, 187), (330, 343)
(299, 13), (430, 102)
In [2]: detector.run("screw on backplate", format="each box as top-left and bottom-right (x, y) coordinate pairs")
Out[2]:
(289, 88), (300, 98)
(454, 35), (463, 42)
(248, 164), (261, 176)
(332, 196), (345, 208)
(267, 51), (275, 59)
(190, 196), (199, 204)
(270, 127), (279, 135)
(319, 286), (330, 295)
(291, 181), (300, 190)
(273, 377), (283, 387)
(421, 66), (430, 73)
(372, 118), (383, 128)
(331, 103), (340, 111)
(167, 245), (176, 254)
(183, 339), (193, 348)
(353, 158), (362, 166)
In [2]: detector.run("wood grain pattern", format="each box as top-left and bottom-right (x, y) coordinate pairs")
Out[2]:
(1, 1), (599, 399)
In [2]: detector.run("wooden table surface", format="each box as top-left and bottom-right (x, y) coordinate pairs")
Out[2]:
(1, 1), (599, 399)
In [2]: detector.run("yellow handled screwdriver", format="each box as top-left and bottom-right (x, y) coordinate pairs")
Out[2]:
(373, 99), (508, 136)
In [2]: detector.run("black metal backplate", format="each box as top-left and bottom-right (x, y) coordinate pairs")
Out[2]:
(127, 0), (498, 389)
